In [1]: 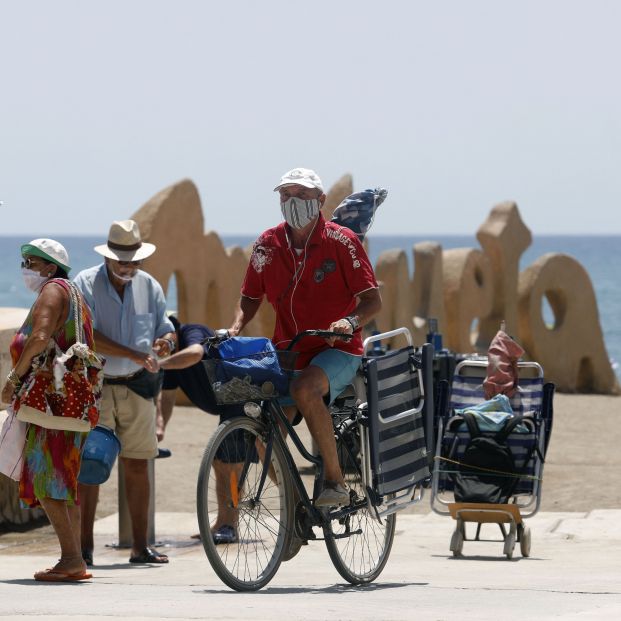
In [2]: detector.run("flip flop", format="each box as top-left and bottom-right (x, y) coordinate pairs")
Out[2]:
(129, 547), (169, 564)
(34, 568), (93, 582)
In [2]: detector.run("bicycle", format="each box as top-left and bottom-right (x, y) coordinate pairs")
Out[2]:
(196, 328), (430, 591)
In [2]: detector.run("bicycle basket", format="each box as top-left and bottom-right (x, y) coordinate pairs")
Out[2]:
(202, 337), (296, 405)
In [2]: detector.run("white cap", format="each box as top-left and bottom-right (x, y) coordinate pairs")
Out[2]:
(21, 239), (71, 273)
(273, 168), (324, 192)
(94, 219), (156, 262)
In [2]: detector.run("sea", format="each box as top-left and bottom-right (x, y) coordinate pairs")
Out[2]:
(1, 234), (619, 379)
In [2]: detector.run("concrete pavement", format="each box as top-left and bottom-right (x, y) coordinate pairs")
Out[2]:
(1, 509), (620, 620)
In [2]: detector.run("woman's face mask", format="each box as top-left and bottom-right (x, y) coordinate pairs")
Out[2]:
(22, 268), (49, 292)
(280, 197), (320, 229)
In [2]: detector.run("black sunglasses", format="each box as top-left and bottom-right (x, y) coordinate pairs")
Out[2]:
(21, 257), (41, 269)
(116, 260), (143, 267)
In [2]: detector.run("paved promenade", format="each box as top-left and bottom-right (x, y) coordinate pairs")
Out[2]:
(1, 399), (620, 620)
(1, 508), (620, 620)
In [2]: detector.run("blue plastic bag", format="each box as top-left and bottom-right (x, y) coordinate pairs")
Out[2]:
(211, 337), (288, 394)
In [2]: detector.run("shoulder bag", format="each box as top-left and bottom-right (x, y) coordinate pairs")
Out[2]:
(16, 282), (105, 432)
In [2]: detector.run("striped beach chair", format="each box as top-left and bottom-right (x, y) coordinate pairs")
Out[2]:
(355, 328), (433, 517)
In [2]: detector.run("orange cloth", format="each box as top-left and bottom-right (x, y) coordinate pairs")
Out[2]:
(483, 330), (525, 400)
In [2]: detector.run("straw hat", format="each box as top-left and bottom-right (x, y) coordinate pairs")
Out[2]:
(94, 220), (156, 261)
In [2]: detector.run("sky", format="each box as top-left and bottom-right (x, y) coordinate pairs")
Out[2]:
(1, 0), (620, 237)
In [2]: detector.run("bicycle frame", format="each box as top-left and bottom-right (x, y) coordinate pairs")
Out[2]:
(239, 396), (377, 539)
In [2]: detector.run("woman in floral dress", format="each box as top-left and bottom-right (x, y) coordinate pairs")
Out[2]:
(1, 239), (98, 582)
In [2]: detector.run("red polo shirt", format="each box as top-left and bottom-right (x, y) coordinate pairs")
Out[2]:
(241, 215), (378, 368)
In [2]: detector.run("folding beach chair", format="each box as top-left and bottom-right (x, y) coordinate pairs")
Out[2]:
(431, 359), (554, 558)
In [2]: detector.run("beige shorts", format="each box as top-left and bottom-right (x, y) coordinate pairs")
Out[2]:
(98, 384), (158, 459)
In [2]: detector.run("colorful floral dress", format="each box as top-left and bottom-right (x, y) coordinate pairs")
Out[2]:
(9, 278), (97, 508)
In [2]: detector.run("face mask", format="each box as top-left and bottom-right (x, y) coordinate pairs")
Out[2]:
(22, 268), (49, 292)
(110, 269), (134, 283)
(281, 197), (320, 229)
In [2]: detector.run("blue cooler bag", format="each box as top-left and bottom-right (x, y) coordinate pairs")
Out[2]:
(78, 425), (121, 485)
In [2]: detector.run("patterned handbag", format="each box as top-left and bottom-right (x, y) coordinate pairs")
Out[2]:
(15, 282), (104, 432)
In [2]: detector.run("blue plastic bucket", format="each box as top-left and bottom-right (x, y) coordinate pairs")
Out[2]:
(78, 425), (121, 485)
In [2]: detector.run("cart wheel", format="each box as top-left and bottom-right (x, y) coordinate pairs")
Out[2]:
(450, 527), (464, 557)
(519, 525), (531, 557)
(503, 532), (516, 559)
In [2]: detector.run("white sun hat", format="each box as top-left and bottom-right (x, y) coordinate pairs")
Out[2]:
(94, 220), (156, 261)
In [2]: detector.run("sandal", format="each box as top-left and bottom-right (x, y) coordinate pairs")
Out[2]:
(34, 568), (92, 582)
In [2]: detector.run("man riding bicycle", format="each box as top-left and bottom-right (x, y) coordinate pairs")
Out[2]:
(227, 167), (382, 507)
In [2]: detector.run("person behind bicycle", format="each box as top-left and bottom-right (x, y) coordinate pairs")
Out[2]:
(227, 167), (381, 508)
(154, 316), (245, 544)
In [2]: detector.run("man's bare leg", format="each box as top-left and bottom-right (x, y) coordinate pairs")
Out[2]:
(122, 457), (168, 561)
(289, 366), (344, 486)
(212, 459), (243, 531)
(156, 389), (176, 442)
(78, 482), (99, 559)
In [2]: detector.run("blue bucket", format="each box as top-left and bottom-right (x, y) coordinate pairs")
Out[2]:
(78, 425), (121, 485)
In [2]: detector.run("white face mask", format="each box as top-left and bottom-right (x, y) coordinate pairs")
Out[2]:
(110, 269), (134, 283)
(22, 268), (49, 292)
(281, 197), (320, 229)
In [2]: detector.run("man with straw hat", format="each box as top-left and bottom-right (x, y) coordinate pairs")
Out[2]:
(73, 219), (176, 566)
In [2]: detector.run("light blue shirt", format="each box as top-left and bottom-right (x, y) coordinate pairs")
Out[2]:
(73, 263), (174, 377)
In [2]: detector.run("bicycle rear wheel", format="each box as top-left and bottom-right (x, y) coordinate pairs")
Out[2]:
(324, 422), (396, 584)
(197, 416), (293, 591)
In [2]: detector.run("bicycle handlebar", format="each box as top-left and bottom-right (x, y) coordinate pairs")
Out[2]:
(201, 329), (353, 349)
(201, 329), (230, 346)
(286, 329), (353, 351)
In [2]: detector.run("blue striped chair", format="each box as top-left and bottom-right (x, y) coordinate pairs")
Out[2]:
(432, 360), (554, 516)
(362, 343), (432, 498)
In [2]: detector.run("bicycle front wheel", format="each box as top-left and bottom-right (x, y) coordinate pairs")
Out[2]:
(197, 416), (293, 591)
(324, 422), (396, 584)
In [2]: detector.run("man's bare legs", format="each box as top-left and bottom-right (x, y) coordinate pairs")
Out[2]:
(122, 457), (167, 561)
(211, 460), (244, 532)
(78, 482), (99, 561)
(289, 366), (344, 487)
(80, 459), (168, 562)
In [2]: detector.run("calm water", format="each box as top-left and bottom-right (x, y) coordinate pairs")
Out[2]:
(1, 234), (619, 377)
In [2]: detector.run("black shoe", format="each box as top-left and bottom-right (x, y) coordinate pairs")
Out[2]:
(129, 546), (169, 564)
(212, 525), (237, 545)
(156, 448), (172, 459)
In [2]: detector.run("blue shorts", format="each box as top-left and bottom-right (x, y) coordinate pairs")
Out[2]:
(279, 348), (362, 407)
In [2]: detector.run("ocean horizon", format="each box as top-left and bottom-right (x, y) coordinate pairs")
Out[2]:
(1, 234), (619, 379)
